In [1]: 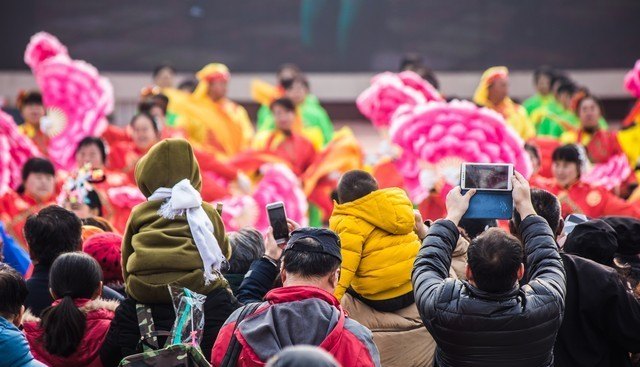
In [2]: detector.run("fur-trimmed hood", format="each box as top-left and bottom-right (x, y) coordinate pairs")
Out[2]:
(22, 298), (118, 367)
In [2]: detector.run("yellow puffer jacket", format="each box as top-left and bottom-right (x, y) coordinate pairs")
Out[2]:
(330, 188), (420, 301)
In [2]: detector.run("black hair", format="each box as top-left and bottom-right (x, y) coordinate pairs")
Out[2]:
(24, 205), (82, 266)
(458, 218), (497, 240)
(75, 136), (107, 165)
(415, 66), (440, 90)
(576, 94), (604, 115)
(270, 98), (296, 113)
(533, 66), (555, 83)
(81, 216), (115, 232)
(552, 144), (581, 165)
(337, 170), (379, 204)
(17, 157), (55, 195)
(152, 63), (176, 78)
(85, 189), (103, 217)
(41, 252), (102, 357)
(277, 63), (301, 84)
(556, 82), (577, 96)
(282, 75), (309, 91)
(129, 111), (159, 134)
(524, 143), (540, 162)
(227, 228), (265, 275)
(282, 237), (341, 278)
(19, 90), (43, 108)
(0, 263), (28, 318)
(467, 228), (524, 293)
(152, 94), (169, 114)
(177, 78), (198, 93)
(512, 189), (561, 235)
(399, 53), (423, 71)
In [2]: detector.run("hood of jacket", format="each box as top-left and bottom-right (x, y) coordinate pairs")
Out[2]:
(331, 188), (415, 235)
(135, 138), (201, 198)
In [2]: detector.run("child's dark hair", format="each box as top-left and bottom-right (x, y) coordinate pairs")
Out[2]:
(40, 252), (102, 357)
(337, 170), (379, 204)
(270, 98), (296, 113)
(0, 263), (28, 319)
(17, 157), (55, 195)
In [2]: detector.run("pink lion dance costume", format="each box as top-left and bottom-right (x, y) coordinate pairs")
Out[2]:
(24, 32), (114, 171)
(357, 70), (443, 130)
(218, 164), (308, 233)
(390, 100), (533, 203)
(0, 111), (41, 196)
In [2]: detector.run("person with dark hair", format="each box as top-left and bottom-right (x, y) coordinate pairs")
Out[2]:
(100, 139), (239, 366)
(602, 216), (640, 295)
(224, 228), (265, 294)
(560, 95), (630, 192)
(23, 205), (122, 316)
(152, 64), (176, 89)
(23, 252), (118, 366)
(511, 189), (640, 367)
(399, 52), (423, 73)
(0, 157), (56, 248)
(543, 144), (640, 218)
(75, 136), (108, 169)
(457, 218), (497, 240)
(0, 263), (45, 367)
(276, 63), (301, 87)
(253, 98), (317, 175)
(177, 78), (198, 93)
(17, 90), (48, 154)
(108, 112), (161, 182)
(533, 80), (579, 138)
(211, 227), (380, 366)
(257, 75), (334, 147)
(413, 173), (566, 366)
(523, 66), (555, 115)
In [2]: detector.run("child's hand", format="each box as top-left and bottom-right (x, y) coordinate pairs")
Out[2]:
(413, 209), (428, 241)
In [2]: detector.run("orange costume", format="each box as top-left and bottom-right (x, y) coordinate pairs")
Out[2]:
(252, 130), (317, 176)
(164, 63), (254, 157)
(18, 123), (49, 157)
(543, 180), (640, 219)
(0, 190), (56, 249)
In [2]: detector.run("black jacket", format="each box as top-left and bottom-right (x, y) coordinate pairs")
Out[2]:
(25, 263), (123, 316)
(99, 287), (240, 366)
(554, 253), (640, 367)
(412, 216), (566, 367)
(235, 257), (280, 304)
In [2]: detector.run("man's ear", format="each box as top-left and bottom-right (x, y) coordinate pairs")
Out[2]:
(517, 263), (525, 281)
(280, 268), (287, 285)
(465, 265), (474, 282)
(329, 268), (341, 288)
(556, 218), (565, 239)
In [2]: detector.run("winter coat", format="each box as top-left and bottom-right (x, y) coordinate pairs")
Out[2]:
(412, 216), (566, 367)
(210, 286), (380, 367)
(23, 298), (118, 367)
(330, 188), (420, 301)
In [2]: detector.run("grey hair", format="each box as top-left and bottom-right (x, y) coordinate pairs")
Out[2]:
(226, 227), (265, 275)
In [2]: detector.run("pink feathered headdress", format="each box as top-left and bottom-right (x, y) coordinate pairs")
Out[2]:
(582, 154), (632, 190)
(24, 32), (113, 171)
(0, 110), (41, 196)
(390, 99), (532, 203)
(357, 70), (443, 129)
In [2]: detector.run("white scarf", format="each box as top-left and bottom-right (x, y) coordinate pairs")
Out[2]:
(148, 179), (225, 284)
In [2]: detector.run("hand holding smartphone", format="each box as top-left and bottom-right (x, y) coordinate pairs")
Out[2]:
(266, 201), (290, 245)
(460, 163), (514, 219)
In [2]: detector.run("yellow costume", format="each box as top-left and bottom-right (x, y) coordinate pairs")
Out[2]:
(164, 63), (254, 157)
(474, 66), (535, 141)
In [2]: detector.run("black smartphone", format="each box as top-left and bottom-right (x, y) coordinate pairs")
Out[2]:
(266, 201), (289, 245)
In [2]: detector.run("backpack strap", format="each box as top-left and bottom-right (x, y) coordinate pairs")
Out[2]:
(136, 303), (160, 351)
(220, 302), (262, 367)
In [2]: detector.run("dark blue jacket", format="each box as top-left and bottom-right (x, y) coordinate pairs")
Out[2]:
(412, 215), (566, 367)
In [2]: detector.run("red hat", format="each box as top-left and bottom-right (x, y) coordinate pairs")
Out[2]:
(83, 232), (123, 283)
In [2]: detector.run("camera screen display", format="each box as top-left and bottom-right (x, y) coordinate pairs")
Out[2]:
(464, 164), (510, 190)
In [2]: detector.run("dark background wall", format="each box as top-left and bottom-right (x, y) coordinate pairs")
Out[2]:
(1, 0), (639, 73)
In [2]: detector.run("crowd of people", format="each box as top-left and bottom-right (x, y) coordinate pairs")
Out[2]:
(1, 32), (640, 366)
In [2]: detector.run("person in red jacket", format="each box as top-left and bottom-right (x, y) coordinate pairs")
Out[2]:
(543, 144), (640, 218)
(23, 252), (117, 367)
(211, 227), (380, 367)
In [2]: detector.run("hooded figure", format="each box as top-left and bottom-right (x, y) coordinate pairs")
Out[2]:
(122, 138), (230, 304)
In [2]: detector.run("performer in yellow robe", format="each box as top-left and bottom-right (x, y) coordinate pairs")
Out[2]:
(474, 66), (535, 141)
(164, 63), (254, 157)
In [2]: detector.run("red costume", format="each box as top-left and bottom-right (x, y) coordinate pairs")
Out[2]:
(0, 190), (56, 249)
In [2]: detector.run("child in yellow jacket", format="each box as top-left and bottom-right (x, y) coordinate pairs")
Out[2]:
(330, 170), (421, 312)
